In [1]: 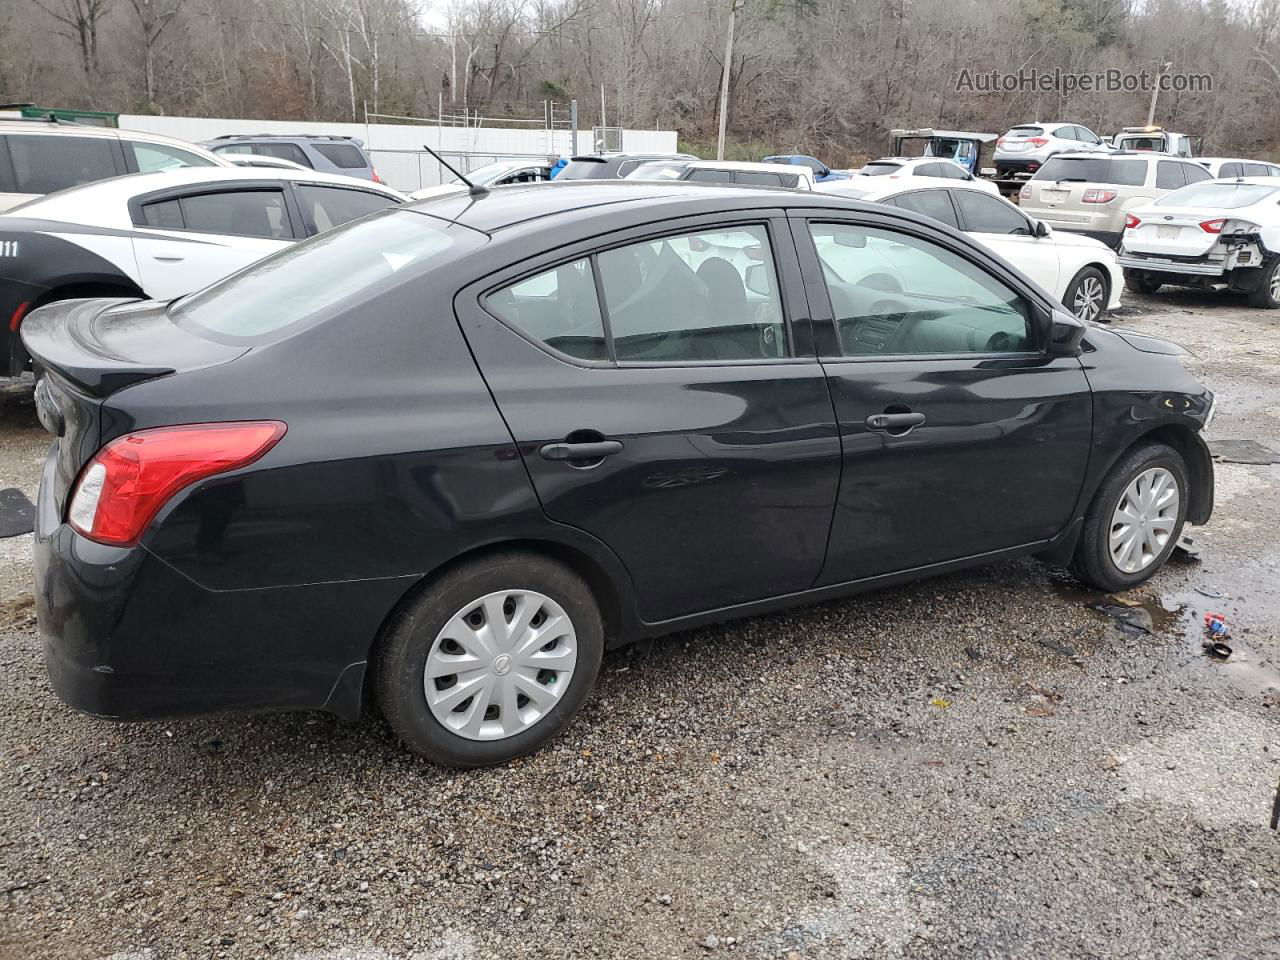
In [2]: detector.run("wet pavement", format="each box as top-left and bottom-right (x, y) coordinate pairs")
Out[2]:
(0, 290), (1278, 959)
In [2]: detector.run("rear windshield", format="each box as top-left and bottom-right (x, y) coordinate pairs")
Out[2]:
(625, 162), (690, 180)
(1155, 182), (1280, 209)
(1006, 126), (1044, 137)
(1034, 156), (1147, 186)
(170, 210), (481, 341)
(312, 142), (367, 169)
(557, 159), (610, 180)
(859, 162), (901, 176)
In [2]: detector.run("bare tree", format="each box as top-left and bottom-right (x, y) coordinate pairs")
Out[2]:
(128, 0), (183, 110)
(33, 0), (111, 81)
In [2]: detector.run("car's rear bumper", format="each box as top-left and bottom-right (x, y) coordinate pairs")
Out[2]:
(1118, 253), (1225, 276)
(32, 452), (411, 722)
(994, 157), (1046, 175)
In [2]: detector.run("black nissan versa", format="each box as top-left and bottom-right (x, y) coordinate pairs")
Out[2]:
(25, 181), (1214, 767)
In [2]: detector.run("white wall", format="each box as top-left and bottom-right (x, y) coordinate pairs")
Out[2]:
(118, 114), (679, 192)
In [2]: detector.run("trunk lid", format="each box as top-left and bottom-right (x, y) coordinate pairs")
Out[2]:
(23, 297), (247, 513)
(1125, 207), (1225, 258)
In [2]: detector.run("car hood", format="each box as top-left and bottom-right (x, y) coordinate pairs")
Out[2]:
(1105, 327), (1189, 356)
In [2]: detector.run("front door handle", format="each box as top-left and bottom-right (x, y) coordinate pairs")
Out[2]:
(152, 255), (185, 262)
(538, 440), (623, 461)
(865, 412), (926, 431)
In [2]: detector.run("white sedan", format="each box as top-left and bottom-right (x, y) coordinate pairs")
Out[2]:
(816, 178), (1122, 321)
(847, 157), (1002, 196)
(1119, 177), (1280, 308)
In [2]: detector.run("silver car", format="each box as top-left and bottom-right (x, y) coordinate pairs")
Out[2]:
(995, 123), (1110, 178)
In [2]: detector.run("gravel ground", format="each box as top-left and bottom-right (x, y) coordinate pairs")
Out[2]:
(1, 290), (1279, 960)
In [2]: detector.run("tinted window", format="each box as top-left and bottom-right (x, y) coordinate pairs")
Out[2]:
(3, 134), (117, 193)
(312, 142), (366, 169)
(128, 141), (217, 172)
(1034, 156), (1146, 186)
(296, 185), (398, 233)
(1218, 162), (1244, 178)
(1056, 126), (1080, 141)
(248, 142), (312, 167)
(860, 163), (900, 176)
(558, 159), (610, 180)
(954, 191), (1031, 235)
(1156, 161), (1186, 190)
(172, 210), (475, 340)
(937, 163), (967, 179)
(889, 190), (960, 229)
(597, 224), (786, 362)
(212, 144), (252, 156)
(736, 171), (783, 186)
(914, 163), (944, 178)
(1244, 163), (1272, 178)
(808, 223), (1031, 357)
(1007, 126), (1044, 137)
(487, 259), (607, 362)
(686, 168), (733, 183)
(1183, 163), (1211, 184)
(139, 198), (184, 229)
(179, 190), (291, 238)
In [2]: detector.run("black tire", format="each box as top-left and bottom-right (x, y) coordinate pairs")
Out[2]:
(1123, 269), (1162, 296)
(1064, 266), (1109, 322)
(377, 551), (604, 767)
(1070, 442), (1189, 593)
(1246, 258), (1280, 309)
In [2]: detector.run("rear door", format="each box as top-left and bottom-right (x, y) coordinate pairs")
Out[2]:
(131, 184), (300, 299)
(790, 209), (1091, 583)
(455, 213), (842, 624)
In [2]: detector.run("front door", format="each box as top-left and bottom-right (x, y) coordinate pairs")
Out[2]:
(791, 212), (1093, 584)
(456, 215), (842, 623)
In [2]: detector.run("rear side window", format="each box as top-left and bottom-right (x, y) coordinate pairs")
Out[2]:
(1, 134), (118, 193)
(295, 185), (398, 233)
(1218, 162), (1244, 178)
(687, 169), (732, 183)
(954, 191), (1031, 235)
(1182, 164), (1211, 184)
(736, 171), (783, 186)
(486, 259), (607, 362)
(889, 190), (960, 229)
(127, 141), (217, 172)
(139, 198), (184, 229)
(172, 210), (478, 340)
(249, 142), (312, 167)
(312, 142), (367, 169)
(181, 190), (291, 238)
(557, 159), (609, 180)
(1244, 163), (1272, 178)
(1156, 161), (1186, 190)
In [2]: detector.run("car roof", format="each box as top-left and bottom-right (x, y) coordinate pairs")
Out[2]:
(407, 180), (867, 235)
(0, 119), (223, 154)
(685, 160), (811, 174)
(866, 157), (957, 167)
(207, 134), (364, 144)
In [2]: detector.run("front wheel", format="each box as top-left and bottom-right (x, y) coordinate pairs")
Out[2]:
(377, 552), (604, 767)
(1246, 258), (1280, 309)
(1064, 266), (1109, 322)
(1070, 442), (1188, 592)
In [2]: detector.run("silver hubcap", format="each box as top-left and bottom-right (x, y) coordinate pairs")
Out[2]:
(1109, 467), (1179, 574)
(424, 590), (578, 741)
(1269, 267), (1280, 301)
(1072, 275), (1104, 321)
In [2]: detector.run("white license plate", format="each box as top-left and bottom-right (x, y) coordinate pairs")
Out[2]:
(1004, 143), (1027, 152)
(1157, 225), (1181, 240)
(1042, 189), (1068, 204)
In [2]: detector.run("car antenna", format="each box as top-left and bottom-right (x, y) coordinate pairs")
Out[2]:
(421, 144), (487, 197)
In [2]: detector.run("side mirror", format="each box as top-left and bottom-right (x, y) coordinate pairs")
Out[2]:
(1047, 308), (1086, 356)
(1034, 219), (1051, 238)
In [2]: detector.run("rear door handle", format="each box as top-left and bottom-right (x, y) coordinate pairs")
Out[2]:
(865, 412), (926, 431)
(538, 440), (623, 461)
(152, 255), (184, 262)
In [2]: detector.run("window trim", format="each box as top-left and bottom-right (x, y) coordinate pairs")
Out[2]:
(786, 207), (1052, 363)
(476, 214), (808, 369)
(290, 180), (402, 236)
(128, 180), (303, 240)
(950, 189), (1035, 236)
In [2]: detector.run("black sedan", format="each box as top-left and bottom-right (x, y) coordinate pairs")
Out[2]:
(24, 181), (1215, 767)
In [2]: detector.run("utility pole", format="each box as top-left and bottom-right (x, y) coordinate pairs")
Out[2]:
(1146, 60), (1172, 128)
(716, 0), (741, 161)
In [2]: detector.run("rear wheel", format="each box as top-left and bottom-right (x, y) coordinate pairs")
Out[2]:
(1246, 258), (1280, 309)
(1070, 442), (1188, 593)
(1064, 266), (1108, 322)
(1123, 269), (1162, 296)
(377, 552), (604, 767)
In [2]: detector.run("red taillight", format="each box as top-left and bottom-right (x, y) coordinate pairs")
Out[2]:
(1082, 189), (1117, 204)
(1124, 214), (1141, 230)
(1200, 218), (1226, 234)
(9, 300), (30, 332)
(1019, 185), (1031, 200)
(371, 168), (384, 184)
(996, 138), (1005, 147)
(1027, 138), (1049, 147)
(68, 421), (286, 546)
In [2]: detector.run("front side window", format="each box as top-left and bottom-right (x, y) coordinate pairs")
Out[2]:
(180, 189), (291, 239)
(1156, 161), (1186, 190)
(1218, 162), (1244, 178)
(487, 259), (607, 362)
(295, 184), (399, 233)
(888, 190), (960, 229)
(128, 141), (217, 172)
(954, 191), (1032, 235)
(914, 163), (944, 178)
(172, 209), (479, 340)
(686, 168), (732, 183)
(3, 134), (118, 193)
(808, 223), (1032, 357)
(1182, 163), (1211, 184)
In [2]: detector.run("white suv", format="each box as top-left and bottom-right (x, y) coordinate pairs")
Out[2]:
(0, 119), (230, 211)
(994, 123), (1110, 178)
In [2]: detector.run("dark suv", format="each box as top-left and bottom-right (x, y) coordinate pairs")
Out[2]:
(204, 134), (381, 183)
